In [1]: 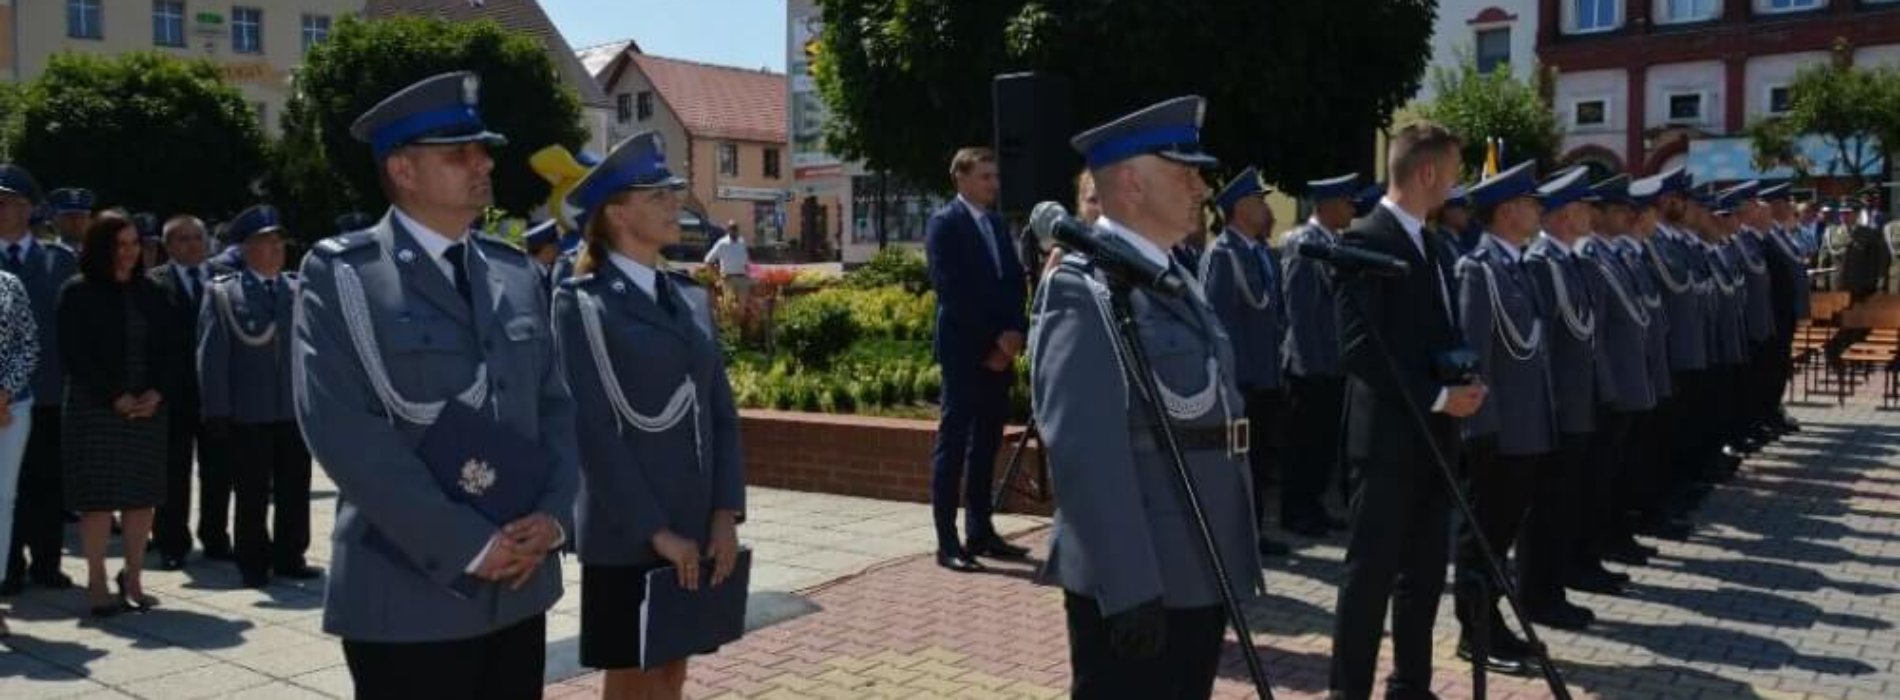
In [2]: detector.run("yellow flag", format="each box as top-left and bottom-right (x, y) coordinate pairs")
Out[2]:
(1483, 138), (1500, 178)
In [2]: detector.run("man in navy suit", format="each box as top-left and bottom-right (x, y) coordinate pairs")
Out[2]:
(925, 147), (1029, 573)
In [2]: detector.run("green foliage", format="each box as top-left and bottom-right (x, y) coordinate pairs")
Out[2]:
(845, 243), (931, 293)
(1415, 58), (1562, 179)
(7, 52), (266, 219)
(812, 0), (1435, 191)
(1745, 59), (1900, 188)
(775, 294), (862, 369)
(0, 83), (23, 161)
(799, 285), (936, 342)
(269, 15), (588, 241)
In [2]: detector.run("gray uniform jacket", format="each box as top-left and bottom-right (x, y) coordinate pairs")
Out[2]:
(1280, 223), (1342, 379)
(1581, 238), (1656, 413)
(1769, 226), (1812, 321)
(1455, 235), (1556, 456)
(292, 213), (580, 643)
(6, 240), (75, 402)
(552, 264), (745, 567)
(1707, 242), (1747, 366)
(1526, 236), (1609, 434)
(1647, 228), (1710, 372)
(1200, 228), (1285, 391)
(1735, 229), (1776, 344)
(199, 271), (297, 424)
(1030, 251), (1262, 617)
(1617, 238), (1673, 400)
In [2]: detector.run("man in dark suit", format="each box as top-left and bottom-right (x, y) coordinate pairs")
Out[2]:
(147, 215), (233, 569)
(1329, 124), (1484, 700)
(924, 147), (1029, 573)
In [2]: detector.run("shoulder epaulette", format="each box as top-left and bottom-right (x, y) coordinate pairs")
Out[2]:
(473, 233), (525, 257)
(314, 231), (375, 256)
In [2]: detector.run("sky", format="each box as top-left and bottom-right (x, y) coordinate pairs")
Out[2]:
(542, 0), (788, 73)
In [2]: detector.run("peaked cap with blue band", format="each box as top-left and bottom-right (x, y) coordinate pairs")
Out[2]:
(567, 131), (688, 217)
(1652, 166), (1693, 197)
(1305, 173), (1361, 202)
(1467, 160), (1539, 209)
(47, 187), (95, 214)
(1070, 96), (1220, 170)
(1352, 182), (1385, 217)
(1589, 174), (1633, 207)
(1627, 174), (1663, 208)
(350, 71), (508, 160)
(1214, 167), (1270, 214)
(1719, 179), (1760, 204)
(1536, 166), (1593, 210)
(1444, 185), (1470, 209)
(0, 164), (40, 203)
(228, 204), (286, 245)
(1757, 181), (1792, 201)
(523, 219), (560, 249)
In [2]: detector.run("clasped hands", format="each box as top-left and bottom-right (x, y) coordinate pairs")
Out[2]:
(984, 331), (1027, 372)
(651, 510), (742, 592)
(473, 512), (564, 589)
(112, 391), (163, 422)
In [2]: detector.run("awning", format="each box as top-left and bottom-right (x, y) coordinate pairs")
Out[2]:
(1688, 135), (1885, 182)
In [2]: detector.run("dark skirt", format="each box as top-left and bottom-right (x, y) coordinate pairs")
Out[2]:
(580, 563), (658, 670)
(61, 384), (167, 511)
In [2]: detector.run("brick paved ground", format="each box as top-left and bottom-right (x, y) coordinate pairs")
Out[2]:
(546, 398), (1900, 700)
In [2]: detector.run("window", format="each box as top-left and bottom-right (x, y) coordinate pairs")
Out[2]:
(67, 0), (103, 40)
(153, 1), (186, 47)
(1569, 0), (1618, 33)
(1573, 99), (1609, 128)
(616, 94), (634, 124)
(718, 143), (740, 177)
(1474, 28), (1511, 74)
(764, 148), (782, 179)
(301, 14), (331, 53)
(636, 91), (655, 121)
(1665, 92), (1706, 123)
(1758, 0), (1822, 12)
(1658, 0), (1720, 23)
(232, 7), (263, 54)
(1768, 85), (1793, 115)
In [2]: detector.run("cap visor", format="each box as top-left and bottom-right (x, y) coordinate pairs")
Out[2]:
(412, 130), (510, 148)
(1158, 150), (1220, 170)
(627, 175), (689, 191)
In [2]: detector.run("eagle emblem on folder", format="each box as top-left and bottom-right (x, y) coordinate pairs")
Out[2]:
(459, 458), (497, 496)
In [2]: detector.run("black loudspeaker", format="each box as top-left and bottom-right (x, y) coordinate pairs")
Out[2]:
(993, 72), (1076, 218)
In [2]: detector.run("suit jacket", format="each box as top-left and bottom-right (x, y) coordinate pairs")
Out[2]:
(1199, 228), (1285, 391)
(1336, 205), (1464, 468)
(198, 271), (297, 424)
(4, 239), (76, 402)
(1031, 245), (1261, 616)
(1581, 238), (1655, 413)
(149, 261), (229, 414)
(553, 264), (744, 567)
(1281, 224), (1343, 378)
(293, 211), (580, 643)
(1525, 236), (1607, 434)
(924, 201), (1027, 371)
(1455, 236), (1555, 456)
(57, 275), (184, 407)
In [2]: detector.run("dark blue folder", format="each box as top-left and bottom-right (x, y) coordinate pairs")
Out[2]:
(641, 547), (752, 669)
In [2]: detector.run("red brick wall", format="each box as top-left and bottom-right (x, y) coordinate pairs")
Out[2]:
(740, 410), (1054, 516)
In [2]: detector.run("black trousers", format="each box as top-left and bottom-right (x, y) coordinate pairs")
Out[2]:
(343, 613), (546, 700)
(1244, 388), (1286, 529)
(1064, 592), (1224, 700)
(198, 432), (236, 554)
(1518, 432), (1590, 610)
(7, 406), (65, 581)
(1331, 458), (1451, 700)
(1752, 338), (1784, 427)
(153, 401), (218, 558)
(1668, 370), (1711, 489)
(1453, 437), (1539, 638)
(1624, 406), (1669, 522)
(930, 363), (1008, 554)
(1581, 410), (1633, 564)
(1283, 374), (1344, 524)
(228, 421), (312, 577)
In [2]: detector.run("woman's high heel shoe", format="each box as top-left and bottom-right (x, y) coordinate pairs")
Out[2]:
(115, 571), (159, 612)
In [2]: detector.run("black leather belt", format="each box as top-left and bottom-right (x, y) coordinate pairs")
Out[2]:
(1131, 419), (1250, 458)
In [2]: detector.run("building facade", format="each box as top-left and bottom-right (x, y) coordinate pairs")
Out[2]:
(3, 0), (365, 132)
(1420, 0), (1542, 101)
(584, 43), (795, 256)
(1539, 0), (1900, 183)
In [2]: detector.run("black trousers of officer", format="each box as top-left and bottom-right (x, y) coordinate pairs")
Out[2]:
(1244, 388), (1286, 528)
(7, 406), (65, 582)
(1453, 436), (1539, 641)
(1518, 432), (1590, 611)
(1750, 338), (1783, 429)
(154, 399), (227, 559)
(1581, 409), (1633, 564)
(1283, 374), (1344, 525)
(1065, 592), (1224, 700)
(1623, 405), (1671, 525)
(1667, 370), (1711, 494)
(343, 613), (547, 700)
(228, 421), (312, 577)
(1332, 456), (1451, 699)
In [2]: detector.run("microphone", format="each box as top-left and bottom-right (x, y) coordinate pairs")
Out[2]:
(1030, 201), (1186, 296)
(1296, 240), (1412, 277)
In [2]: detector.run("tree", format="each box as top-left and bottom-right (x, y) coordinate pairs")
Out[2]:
(6, 52), (266, 219)
(0, 82), (23, 162)
(811, 0), (1436, 193)
(1745, 55), (1900, 189)
(1412, 57), (1563, 180)
(270, 15), (588, 244)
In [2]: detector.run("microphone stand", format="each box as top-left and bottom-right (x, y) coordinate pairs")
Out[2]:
(992, 420), (1051, 508)
(1099, 276), (1276, 699)
(1330, 264), (1572, 700)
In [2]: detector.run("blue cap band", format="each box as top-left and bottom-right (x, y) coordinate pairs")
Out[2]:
(572, 149), (672, 215)
(1086, 125), (1200, 169)
(372, 105), (483, 159)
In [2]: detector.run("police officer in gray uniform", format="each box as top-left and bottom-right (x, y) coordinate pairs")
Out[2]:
(1279, 173), (1361, 537)
(1704, 192), (1752, 470)
(1761, 183), (1809, 434)
(200, 205), (318, 588)
(1032, 96), (1262, 699)
(1578, 175), (1658, 574)
(1520, 167), (1614, 630)
(1450, 161), (1556, 676)
(0, 164), (77, 594)
(1643, 169), (1719, 510)
(1618, 179), (1692, 540)
(292, 72), (580, 698)
(1200, 166), (1291, 558)
(1726, 181), (1779, 448)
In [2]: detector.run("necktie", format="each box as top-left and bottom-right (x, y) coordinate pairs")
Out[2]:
(3, 244), (20, 272)
(186, 267), (201, 304)
(262, 278), (277, 307)
(444, 243), (472, 305)
(654, 273), (679, 318)
(976, 214), (1002, 278)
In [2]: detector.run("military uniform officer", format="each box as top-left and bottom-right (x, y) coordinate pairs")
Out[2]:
(1643, 169), (1718, 515)
(1702, 192), (1750, 474)
(0, 164), (78, 595)
(1578, 175), (1660, 571)
(1761, 183), (1808, 434)
(1279, 172), (1361, 537)
(1520, 167), (1613, 630)
(200, 205), (319, 588)
(1615, 179), (1691, 541)
(45, 187), (95, 252)
(1032, 96), (1262, 700)
(1449, 161), (1556, 676)
(522, 220), (560, 291)
(292, 72), (580, 698)
(1726, 182), (1780, 450)
(1200, 167), (1292, 557)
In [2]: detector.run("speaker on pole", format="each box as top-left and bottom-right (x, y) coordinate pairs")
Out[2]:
(993, 72), (1076, 218)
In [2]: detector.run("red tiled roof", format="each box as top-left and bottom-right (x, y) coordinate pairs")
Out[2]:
(364, 0), (613, 107)
(629, 53), (786, 144)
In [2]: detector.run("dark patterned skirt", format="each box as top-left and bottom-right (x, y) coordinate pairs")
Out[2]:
(62, 383), (167, 512)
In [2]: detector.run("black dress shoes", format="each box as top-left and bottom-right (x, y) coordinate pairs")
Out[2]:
(202, 545), (235, 562)
(1457, 637), (1533, 677)
(1566, 567), (1628, 596)
(1527, 600), (1595, 630)
(274, 564), (323, 580)
(240, 572), (271, 589)
(966, 536), (1030, 561)
(30, 570), (74, 590)
(935, 551), (986, 574)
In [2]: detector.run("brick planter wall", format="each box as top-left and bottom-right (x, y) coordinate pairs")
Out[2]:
(740, 409), (1054, 517)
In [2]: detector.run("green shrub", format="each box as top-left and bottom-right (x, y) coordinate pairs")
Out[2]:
(847, 246), (931, 293)
(775, 294), (860, 369)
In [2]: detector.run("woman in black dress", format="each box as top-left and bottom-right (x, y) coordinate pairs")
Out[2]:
(58, 212), (180, 617)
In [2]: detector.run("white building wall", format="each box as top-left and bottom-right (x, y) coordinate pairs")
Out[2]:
(1854, 44), (1900, 69)
(1645, 61), (1727, 132)
(1553, 68), (1629, 165)
(1744, 51), (1830, 123)
(1417, 0), (1538, 101)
